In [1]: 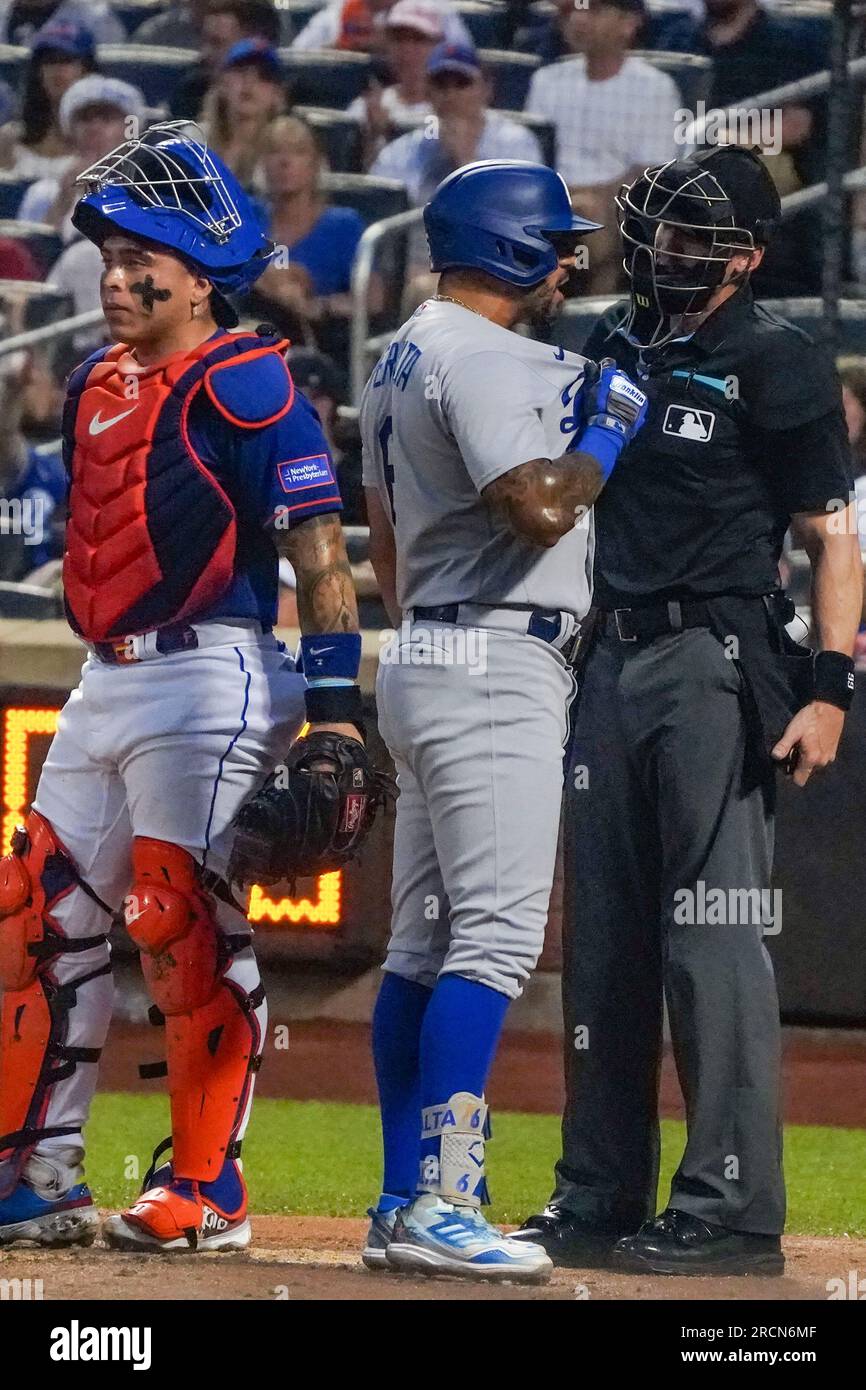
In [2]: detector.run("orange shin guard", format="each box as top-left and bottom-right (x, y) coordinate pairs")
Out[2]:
(0, 812), (110, 1195)
(128, 838), (264, 1184)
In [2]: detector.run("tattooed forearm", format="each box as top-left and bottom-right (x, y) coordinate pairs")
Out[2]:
(482, 450), (604, 548)
(279, 513), (359, 633)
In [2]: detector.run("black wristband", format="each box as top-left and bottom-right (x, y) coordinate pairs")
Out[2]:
(304, 682), (365, 734)
(813, 651), (855, 711)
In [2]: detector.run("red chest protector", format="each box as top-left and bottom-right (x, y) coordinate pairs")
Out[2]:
(62, 332), (291, 643)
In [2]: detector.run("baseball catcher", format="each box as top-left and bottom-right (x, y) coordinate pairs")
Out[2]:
(0, 121), (383, 1253)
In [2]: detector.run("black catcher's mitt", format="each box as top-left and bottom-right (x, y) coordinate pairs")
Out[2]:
(228, 732), (394, 887)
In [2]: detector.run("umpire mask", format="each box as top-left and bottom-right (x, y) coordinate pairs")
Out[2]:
(616, 146), (781, 351)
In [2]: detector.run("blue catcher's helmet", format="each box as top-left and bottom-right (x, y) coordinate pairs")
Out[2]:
(424, 160), (603, 288)
(72, 121), (274, 325)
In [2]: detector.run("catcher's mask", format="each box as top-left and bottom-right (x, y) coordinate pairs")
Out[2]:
(615, 145), (780, 351)
(72, 120), (275, 327)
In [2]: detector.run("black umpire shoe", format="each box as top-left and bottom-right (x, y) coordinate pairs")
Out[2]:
(511, 1204), (637, 1268)
(612, 1208), (785, 1276)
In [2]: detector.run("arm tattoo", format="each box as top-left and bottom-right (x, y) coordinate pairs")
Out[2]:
(278, 512), (359, 633)
(483, 450), (605, 547)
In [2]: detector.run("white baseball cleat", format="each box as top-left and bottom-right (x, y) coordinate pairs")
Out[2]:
(384, 1194), (553, 1283)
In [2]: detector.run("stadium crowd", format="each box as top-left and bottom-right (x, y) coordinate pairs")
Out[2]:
(0, 0), (864, 656)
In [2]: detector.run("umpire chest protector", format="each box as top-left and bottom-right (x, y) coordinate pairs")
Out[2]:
(62, 331), (292, 643)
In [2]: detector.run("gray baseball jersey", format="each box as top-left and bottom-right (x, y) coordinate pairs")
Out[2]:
(360, 298), (594, 617)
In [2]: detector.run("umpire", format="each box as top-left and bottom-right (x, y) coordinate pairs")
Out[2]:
(516, 147), (863, 1275)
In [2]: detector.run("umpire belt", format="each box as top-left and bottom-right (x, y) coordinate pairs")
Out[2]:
(598, 599), (714, 643)
(88, 619), (269, 665)
(409, 603), (582, 659)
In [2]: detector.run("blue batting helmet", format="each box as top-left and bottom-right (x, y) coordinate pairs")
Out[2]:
(423, 160), (603, 288)
(72, 121), (274, 323)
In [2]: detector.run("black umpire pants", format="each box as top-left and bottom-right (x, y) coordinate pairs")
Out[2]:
(553, 625), (786, 1235)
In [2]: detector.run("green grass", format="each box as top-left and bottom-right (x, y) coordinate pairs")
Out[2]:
(87, 1093), (866, 1237)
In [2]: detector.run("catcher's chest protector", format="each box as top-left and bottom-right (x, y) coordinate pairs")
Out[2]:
(62, 333), (288, 643)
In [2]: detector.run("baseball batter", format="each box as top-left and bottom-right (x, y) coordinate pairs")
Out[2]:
(0, 123), (370, 1253)
(359, 160), (649, 1281)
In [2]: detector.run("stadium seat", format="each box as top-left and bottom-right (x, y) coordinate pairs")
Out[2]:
(502, 110), (556, 169)
(479, 49), (540, 110)
(97, 44), (198, 106)
(0, 221), (62, 276)
(0, 581), (64, 619)
(631, 50), (713, 109)
(551, 296), (620, 355)
(644, 1), (699, 52)
(111, 0), (171, 38)
(0, 43), (26, 91)
(781, 4), (832, 46)
(321, 173), (409, 225)
(0, 176), (30, 218)
(279, 49), (374, 107)
(294, 106), (363, 173)
(456, 2), (509, 48)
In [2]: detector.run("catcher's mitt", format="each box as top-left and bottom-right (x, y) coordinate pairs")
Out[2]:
(228, 732), (394, 887)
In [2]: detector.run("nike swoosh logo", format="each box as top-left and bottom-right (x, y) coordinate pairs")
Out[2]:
(309, 645), (336, 657)
(89, 406), (138, 436)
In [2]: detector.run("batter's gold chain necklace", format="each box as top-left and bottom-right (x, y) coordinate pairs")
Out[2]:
(433, 293), (488, 320)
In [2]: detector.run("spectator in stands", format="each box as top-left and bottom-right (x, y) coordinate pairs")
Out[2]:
(525, 0), (679, 293)
(372, 42), (541, 205)
(0, 20), (97, 177)
(664, 0), (828, 186)
(133, 0), (208, 48)
(245, 114), (369, 345)
(291, 0), (470, 53)
(201, 37), (287, 187)
(684, 0), (831, 296)
(347, 0), (444, 168)
(0, 338), (66, 583)
(0, 0), (122, 46)
(168, 0), (283, 121)
(18, 75), (144, 240)
(0, 237), (41, 279)
(515, 0), (586, 66)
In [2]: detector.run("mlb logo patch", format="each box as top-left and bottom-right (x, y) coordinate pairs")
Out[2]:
(277, 453), (334, 492)
(662, 404), (715, 442)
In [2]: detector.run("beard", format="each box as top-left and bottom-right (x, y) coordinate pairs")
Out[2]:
(520, 279), (566, 330)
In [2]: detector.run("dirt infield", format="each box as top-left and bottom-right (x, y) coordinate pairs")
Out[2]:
(2, 1219), (863, 1301)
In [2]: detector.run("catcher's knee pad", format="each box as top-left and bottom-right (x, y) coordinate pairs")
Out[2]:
(125, 838), (223, 1015)
(0, 811), (111, 1196)
(128, 839), (265, 1183)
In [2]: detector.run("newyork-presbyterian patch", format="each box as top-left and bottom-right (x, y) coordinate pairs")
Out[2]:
(277, 453), (334, 492)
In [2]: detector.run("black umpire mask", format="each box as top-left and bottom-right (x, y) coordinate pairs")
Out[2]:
(616, 146), (781, 351)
